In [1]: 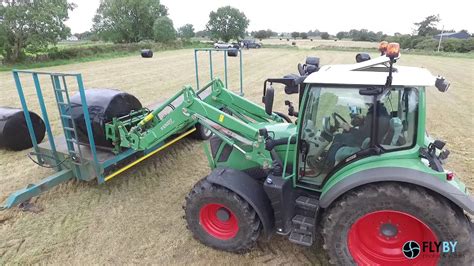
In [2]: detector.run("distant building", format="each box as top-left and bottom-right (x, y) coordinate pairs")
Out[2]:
(66, 36), (79, 41)
(433, 31), (470, 40)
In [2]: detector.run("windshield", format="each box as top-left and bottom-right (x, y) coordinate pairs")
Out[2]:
(297, 85), (418, 184)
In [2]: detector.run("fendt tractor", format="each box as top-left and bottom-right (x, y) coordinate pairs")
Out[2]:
(3, 42), (473, 265)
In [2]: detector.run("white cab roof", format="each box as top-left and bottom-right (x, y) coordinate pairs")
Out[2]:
(304, 56), (436, 87)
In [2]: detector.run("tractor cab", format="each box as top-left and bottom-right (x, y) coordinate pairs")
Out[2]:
(262, 43), (452, 190)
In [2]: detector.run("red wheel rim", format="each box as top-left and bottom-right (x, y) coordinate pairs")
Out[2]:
(199, 203), (239, 240)
(347, 210), (439, 266)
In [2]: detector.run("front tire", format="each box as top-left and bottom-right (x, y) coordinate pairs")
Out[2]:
(322, 182), (473, 265)
(191, 123), (212, 140)
(185, 179), (261, 253)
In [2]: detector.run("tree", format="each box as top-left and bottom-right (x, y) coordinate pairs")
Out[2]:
(0, 22), (6, 56)
(414, 15), (441, 36)
(300, 32), (308, 39)
(291, 32), (300, 39)
(308, 30), (320, 36)
(153, 16), (176, 43)
(0, 0), (74, 62)
(178, 24), (195, 40)
(266, 29), (277, 37)
(74, 31), (95, 40)
(347, 29), (383, 42)
(336, 31), (347, 40)
(206, 6), (249, 42)
(195, 30), (209, 38)
(93, 0), (168, 43)
(253, 30), (269, 40)
(320, 32), (330, 40)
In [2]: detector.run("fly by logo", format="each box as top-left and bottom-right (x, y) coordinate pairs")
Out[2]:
(422, 241), (457, 253)
(402, 240), (458, 260)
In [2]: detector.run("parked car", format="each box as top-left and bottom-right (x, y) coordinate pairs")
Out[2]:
(214, 41), (233, 49)
(241, 39), (262, 49)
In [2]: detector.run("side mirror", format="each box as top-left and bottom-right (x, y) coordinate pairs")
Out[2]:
(305, 57), (320, 68)
(435, 76), (450, 92)
(306, 64), (318, 74)
(356, 53), (371, 63)
(297, 63), (305, 76)
(263, 86), (275, 115)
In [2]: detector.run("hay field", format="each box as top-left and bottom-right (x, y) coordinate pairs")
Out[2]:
(261, 38), (378, 49)
(0, 48), (472, 264)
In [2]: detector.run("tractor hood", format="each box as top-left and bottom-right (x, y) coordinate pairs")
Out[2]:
(259, 122), (298, 140)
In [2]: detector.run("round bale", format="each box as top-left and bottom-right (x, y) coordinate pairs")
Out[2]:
(141, 49), (153, 58)
(0, 107), (46, 151)
(227, 48), (239, 57)
(70, 89), (142, 148)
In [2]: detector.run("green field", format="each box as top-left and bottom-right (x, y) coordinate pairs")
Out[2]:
(0, 48), (472, 264)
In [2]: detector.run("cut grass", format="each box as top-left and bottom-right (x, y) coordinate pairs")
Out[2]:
(0, 48), (472, 264)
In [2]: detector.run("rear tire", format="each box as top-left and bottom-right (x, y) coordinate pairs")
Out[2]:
(185, 179), (261, 253)
(191, 123), (212, 140)
(321, 182), (473, 265)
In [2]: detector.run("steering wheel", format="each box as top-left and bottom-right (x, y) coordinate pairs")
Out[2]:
(274, 111), (292, 123)
(332, 112), (348, 129)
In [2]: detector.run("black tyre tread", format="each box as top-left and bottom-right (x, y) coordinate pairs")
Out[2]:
(190, 123), (212, 140)
(321, 182), (473, 265)
(184, 178), (261, 253)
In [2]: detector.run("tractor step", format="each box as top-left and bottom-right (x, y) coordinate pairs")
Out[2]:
(292, 215), (315, 229)
(289, 231), (313, 246)
(295, 196), (319, 211)
(289, 214), (316, 247)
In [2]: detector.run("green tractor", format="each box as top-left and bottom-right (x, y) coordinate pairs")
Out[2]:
(4, 44), (472, 265)
(182, 44), (474, 265)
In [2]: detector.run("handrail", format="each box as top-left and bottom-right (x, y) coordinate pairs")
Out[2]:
(283, 133), (297, 180)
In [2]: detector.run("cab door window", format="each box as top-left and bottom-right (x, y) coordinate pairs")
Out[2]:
(379, 88), (418, 150)
(298, 87), (375, 182)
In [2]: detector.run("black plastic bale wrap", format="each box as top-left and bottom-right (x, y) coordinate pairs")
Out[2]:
(0, 107), (46, 151)
(70, 89), (142, 148)
(227, 48), (239, 57)
(141, 49), (153, 58)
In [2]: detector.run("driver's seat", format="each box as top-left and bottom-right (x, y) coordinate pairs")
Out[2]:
(334, 137), (370, 165)
(381, 117), (405, 146)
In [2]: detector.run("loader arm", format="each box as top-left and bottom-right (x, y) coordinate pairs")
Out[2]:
(106, 79), (282, 169)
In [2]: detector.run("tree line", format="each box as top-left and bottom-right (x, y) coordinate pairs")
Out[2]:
(249, 15), (473, 53)
(1, 2), (472, 64)
(0, 1), (252, 63)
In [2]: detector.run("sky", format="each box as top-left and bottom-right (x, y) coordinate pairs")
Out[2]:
(65, 0), (474, 35)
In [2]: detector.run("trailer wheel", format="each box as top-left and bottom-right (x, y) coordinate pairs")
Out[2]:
(191, 123), (212, 140)
(321, 182), (473, 265)
(185, 179), (261, 253)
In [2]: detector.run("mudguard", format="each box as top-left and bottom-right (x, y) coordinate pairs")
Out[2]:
(319, 167), (474, 214)
(206, 168), (274, 236)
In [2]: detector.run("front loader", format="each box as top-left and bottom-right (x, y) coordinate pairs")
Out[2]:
(2, 44), (473, 265)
